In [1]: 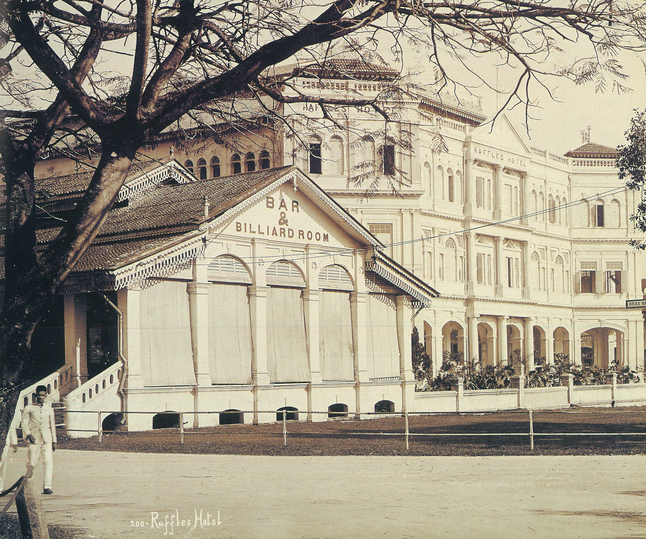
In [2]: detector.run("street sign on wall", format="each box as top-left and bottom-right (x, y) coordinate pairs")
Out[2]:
(626, 299), (646, 309)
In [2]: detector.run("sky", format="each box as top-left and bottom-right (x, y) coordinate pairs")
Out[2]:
(493, 51), (646, 154)
(396, 29), (646, 155)
(11, 2), (644, 158)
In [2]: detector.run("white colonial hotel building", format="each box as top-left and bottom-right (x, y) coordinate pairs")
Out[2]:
(20, 58), (646, 432)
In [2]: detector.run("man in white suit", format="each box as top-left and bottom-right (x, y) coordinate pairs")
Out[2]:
(22, 385), (57, 494)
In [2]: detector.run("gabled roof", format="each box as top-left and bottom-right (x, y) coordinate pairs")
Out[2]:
(1, 166), (438, 305)
(564, 142), (618, 158)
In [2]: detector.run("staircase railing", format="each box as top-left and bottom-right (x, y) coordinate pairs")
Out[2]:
(7, 364), (74, 438)
(63, 361), (124, 438)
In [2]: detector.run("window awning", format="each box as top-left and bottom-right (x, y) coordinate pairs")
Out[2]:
(365, 251), (439, 309)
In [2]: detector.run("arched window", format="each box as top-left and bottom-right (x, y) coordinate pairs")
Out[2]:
(437, 166), (444, 200)
(423, 162), (432, 197)
(197, 158), (207, 180)
(211, 157), (220, 178)
(328, 403), (348, 418)
(381, 142), (395, 176)
(374, 400), (395, 413)
(592, 200), (605, 227)
(231, 154), (241, 174)
(555, 256), (564, 293)
(548, 195), (556, 223)
(539, 192), (545, 221)
(184, 160), (194, 174)
(555, 196), (561, 224)
(610, 199), (621, 227)
(445, 238), (456, 282)
(330, 136), (344, 175)
(455, 171), (463, 204)
(260, 150), (271, 170)
(358, 135), (375, 174)
(447, 169), (455, 202)
(562, 198), (568, 225)
(531, 190), (537, 217)
(246, 152), (256, 172)
(531, 252), (541, 290)
(309, 136), (322, 174)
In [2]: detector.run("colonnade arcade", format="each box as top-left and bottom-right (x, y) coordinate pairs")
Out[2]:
(422, 317), (634, 374)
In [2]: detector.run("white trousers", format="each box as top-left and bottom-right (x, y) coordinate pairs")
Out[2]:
(0, 444), (14, 492)
(25, 441), (53, 489)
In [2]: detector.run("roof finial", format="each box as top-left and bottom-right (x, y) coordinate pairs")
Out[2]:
(203, 196), (210, 218)
(581, 125), (591, 144)
(170, 146), (174, 159)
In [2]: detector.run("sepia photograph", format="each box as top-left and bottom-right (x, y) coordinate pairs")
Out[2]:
(1, 0), (646, 537)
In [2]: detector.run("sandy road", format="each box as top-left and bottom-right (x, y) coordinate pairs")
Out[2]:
(3, 449), (646, 538)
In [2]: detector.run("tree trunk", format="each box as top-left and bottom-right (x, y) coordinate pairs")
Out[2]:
(1, 144), (135, 448)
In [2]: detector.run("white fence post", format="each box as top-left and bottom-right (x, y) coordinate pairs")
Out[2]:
(283, 411), (287, 447)
(404, 410), (409, 452)
(529, 410), (534, 451)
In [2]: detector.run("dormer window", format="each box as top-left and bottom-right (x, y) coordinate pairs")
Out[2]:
(197, 158), (207, 180)
(211, 157), (220, 178)
(232, 154), (241, 174)
(246, 153), (256, 172)
(260, 150), (271, 170)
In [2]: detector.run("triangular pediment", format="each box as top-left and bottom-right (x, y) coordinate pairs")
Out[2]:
(211, 172), (376, 251)
(470, 114), (531, 161)
(209, 176), (372, 249)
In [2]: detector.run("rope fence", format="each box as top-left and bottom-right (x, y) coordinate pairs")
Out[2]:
(60, 408), (646, 452)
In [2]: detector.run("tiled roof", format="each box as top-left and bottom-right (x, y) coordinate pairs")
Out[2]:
(297, 59), (399, 81)
(0, 166), (295, 279)
(564, 142), (618, 158)
(95, 166), (291, 240)
(34, 157), (177, 200)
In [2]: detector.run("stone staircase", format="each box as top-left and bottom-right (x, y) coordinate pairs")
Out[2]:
(52, 401), (66, 436)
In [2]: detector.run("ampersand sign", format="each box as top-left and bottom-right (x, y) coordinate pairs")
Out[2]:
(278, 211), (289, 226)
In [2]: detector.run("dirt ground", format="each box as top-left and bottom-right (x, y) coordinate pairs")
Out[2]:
(1, 406), (645, 538)
(57, 406), (646, 456)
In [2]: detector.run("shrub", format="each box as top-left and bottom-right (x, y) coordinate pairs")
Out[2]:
(411, 327), (431, 386)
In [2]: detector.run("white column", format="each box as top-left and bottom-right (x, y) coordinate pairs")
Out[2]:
(123, 288), (144, 389)
(64, 294), (87, 386)
(607, 331), (616, 370)
(497, 316), (509, 366)
(524, 318), (535, 372)
(522, 241), (531, 299)
(351, 291), (369, 382)
(494, 237), (504, 297)
(396, 295), (413, 414)
(468, 315), (479, 364)
(432, 332), (442, 376)
(303, 289), (322, 384)
(466, 232), (476, 296)
(187, 282), (212, 386)
(574, 332), (582, 366)
(249, 285), (270, 385)
(493, 165), (502, 221)
(628, 320), (642, 371)
(396, 296), (414, 383)
(519, 173), (528, 226)
(546, 322), (555, 365)
(463, 141), (474, 216)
